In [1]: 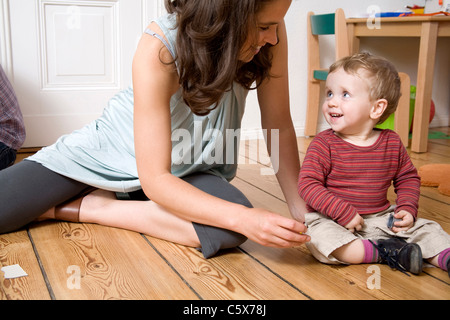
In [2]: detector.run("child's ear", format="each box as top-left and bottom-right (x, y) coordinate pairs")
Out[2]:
(370, 99), (388, 120)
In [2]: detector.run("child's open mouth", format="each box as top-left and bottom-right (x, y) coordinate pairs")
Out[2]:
(330, 113), (343, 118)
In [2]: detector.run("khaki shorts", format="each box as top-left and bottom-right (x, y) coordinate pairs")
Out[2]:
(305, 206), (450, 264)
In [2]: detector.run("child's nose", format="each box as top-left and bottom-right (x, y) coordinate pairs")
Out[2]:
(328, 98), (338, 108)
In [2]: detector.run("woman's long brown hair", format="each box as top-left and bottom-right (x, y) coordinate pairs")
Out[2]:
(165, 0), (276, 115)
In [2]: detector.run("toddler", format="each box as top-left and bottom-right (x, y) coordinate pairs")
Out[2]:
(298, 53), (450, 276)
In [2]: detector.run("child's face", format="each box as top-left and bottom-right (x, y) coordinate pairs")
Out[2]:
(322, 68), (376, 135)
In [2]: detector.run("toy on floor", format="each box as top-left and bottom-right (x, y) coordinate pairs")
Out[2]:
(418, 164), (450, 196)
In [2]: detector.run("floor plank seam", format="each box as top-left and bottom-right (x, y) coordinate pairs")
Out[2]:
(419, 193), (450, 206)
(26, 228), (56, 300)
(422, 270), (450, 286)
(235, 176), (286, 203)
(237, 246), (314, 300)
(140, 234), (203, 300)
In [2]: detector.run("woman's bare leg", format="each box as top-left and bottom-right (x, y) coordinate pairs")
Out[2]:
(39, 173), (251, 258)
(42, 189), (200, 248)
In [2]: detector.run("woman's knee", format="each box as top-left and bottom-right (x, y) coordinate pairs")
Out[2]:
(193, 223), (248, 258)
(182, 173), (252, 258)
(182, 173), (253, 208)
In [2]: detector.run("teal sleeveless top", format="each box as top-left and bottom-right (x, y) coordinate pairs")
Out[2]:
(28, 13), (249, 193)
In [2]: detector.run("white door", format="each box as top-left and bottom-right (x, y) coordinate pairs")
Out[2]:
(1, 0), (166, 147)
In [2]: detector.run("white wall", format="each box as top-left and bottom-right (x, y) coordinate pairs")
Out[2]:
(2, 0), (447, 143)
(241, 0), (450, 138)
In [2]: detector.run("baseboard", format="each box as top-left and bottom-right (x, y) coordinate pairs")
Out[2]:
(429, 116), (450, 129)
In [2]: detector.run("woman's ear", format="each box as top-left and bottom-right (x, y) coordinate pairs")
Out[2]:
(370, 99), (388, 121)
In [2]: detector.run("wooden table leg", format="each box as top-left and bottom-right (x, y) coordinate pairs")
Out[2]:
(396, 72), (411, 147)
(411, 22), (438, 153)
(347, 23), (360, 54)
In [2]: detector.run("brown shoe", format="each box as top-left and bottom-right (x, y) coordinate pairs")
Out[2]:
(54, 187), (97, 222)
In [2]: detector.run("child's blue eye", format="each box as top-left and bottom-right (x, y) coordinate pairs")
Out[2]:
(326, 91), (333, 98)
(343, 92), (350, 98)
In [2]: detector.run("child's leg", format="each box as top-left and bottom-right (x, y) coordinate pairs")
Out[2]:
(304, 212), (360, 265)
(332, 239), (382, 265)
(428, 248), (450, 276)
(333, 238), (423, 275)
(331, 239), (366, 264)
(397, 217), (450, 276)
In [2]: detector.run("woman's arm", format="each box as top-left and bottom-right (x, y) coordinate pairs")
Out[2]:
(133, 25), (240, 231)
(133, 25), (309, 248)
(257, 20), (308, 223)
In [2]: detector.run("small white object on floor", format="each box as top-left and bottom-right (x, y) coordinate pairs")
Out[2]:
(1, 264), (28, 279)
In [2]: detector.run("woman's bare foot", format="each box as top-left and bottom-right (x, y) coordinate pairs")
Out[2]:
(35, 189), (113, 222)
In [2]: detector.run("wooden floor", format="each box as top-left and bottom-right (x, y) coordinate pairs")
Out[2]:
(1, 128), (449, 301)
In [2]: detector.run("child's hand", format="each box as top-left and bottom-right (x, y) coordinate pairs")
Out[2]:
(344, 213), (364, 233)
(392, 210), (415, 233)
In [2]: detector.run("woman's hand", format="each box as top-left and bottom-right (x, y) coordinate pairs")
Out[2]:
(239, 207), (310, 248)
(391, 210), (415, 233)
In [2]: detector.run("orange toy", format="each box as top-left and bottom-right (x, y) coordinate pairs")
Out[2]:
(418, 164), (450, 196)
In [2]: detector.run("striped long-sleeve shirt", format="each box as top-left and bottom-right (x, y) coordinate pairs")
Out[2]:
(298, 129), (420, 227)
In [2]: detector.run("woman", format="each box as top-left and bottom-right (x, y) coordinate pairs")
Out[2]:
(0, 0), (309, 258)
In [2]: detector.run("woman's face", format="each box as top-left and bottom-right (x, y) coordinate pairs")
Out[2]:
(239, 0), (292, 63)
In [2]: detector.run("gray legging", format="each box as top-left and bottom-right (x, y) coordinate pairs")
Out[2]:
(0, 160), (250, 258)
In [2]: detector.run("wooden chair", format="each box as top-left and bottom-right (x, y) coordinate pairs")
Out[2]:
(390, 72), (411, 147)
(305, 8), (350, 137)
(305, 8), (411, 147)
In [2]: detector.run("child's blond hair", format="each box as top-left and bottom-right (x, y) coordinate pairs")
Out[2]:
(329, 52), (402, 124)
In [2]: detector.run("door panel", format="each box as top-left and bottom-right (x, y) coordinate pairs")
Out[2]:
(5, 0), (165, 147)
